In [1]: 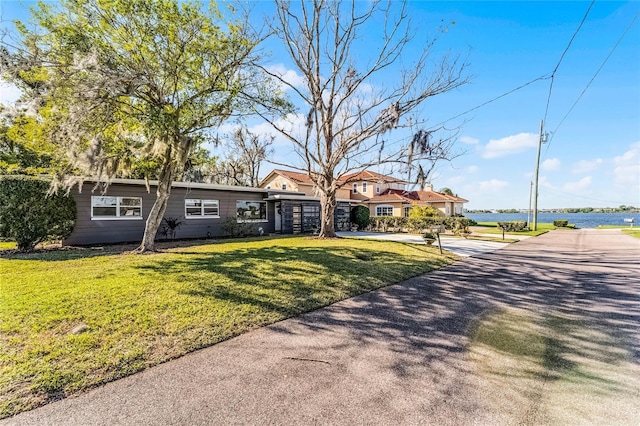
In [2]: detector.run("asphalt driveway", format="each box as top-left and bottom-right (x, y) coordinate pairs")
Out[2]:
(3, 229), (639, 425)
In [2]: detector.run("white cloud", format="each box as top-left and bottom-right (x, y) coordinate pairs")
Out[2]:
(0, 81), (22, 105)
(478, 179), (509, 192)
(541, 158), (561, 171)
(563, 176), (592, 192)
(613, 141), (640, 187)
(481, 133), (538, 159)
(571, 158), (603, 174)
(466, 165), (479, 173)
(459, 136), (479, 145)
(265, 64), (306, 91)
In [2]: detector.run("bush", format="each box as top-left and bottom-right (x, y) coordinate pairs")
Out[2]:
(0, 175), (76, 250)
(159, 217), (184, 240)
(350, 205), (370, 230)
(497, 221), (527, 232)
(553, 220), (569, 228)
(221, 217), (261, 238)
(367, 215), (471, 234)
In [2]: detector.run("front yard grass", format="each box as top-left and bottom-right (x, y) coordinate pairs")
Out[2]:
(473, 222), (556, 236)
(0, 236), (456, 418)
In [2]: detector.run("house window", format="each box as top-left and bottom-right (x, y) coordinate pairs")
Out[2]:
(404, 207), (411, 217)
(237, 200), (268, 222)
(376, 184), (381, 194)
(91, 196), (142, 220)
(353, 183), (358, 194)
(445, 204), (451, 216)
(362, 182), (367, 193)
(185, 199), (220, 218)
(282, 183), (287, 190)
(376, 206), (393, 216)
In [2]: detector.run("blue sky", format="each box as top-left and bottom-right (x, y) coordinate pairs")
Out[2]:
(1, 1), (639, 210)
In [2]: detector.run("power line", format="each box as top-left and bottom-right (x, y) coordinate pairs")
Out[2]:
(549, 12), (639, 143)
(543, 0), (595, 124)
(542, 11), (639, 159)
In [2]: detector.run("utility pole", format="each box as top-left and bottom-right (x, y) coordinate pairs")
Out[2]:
(532, 120), (548, 231)
(528, 180), (533, 227)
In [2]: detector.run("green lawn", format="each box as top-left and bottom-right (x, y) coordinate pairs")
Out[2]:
(622, 229), (640, 239)
(0, 236), (456, 418)
(473, 222), (557, 236)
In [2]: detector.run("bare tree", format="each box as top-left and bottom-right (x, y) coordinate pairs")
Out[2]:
(227, 127), (274, 187)
(257, 0), (468, 237)
(201, 127), (274, 187)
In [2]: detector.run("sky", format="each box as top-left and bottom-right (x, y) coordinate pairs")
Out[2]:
(1, 1), (639, 210)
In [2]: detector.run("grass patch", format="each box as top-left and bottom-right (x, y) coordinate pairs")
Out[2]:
(0, 241), (16, 251)
(0, 236), (456, 418)
(472, 222), (556, 237)
(622, 229), (640, 239)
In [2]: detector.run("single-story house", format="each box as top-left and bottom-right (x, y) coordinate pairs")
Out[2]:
(63, 178), (353, 246)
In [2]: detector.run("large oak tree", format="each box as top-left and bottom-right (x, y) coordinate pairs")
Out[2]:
(1, 0), (284, 251)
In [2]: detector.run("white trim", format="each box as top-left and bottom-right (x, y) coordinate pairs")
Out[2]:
(236, 200), (268, 223)
(362, 182), (367, 193)
(375, 204), (394, 216)
(184, 198), (220, 219)
(352, 183), (358, 194)
(91, 196), (143, 220)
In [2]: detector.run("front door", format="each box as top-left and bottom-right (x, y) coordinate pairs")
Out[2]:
(275, 202), (282, 232)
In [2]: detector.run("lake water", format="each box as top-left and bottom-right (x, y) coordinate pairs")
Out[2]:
(465, 212), (637, 229)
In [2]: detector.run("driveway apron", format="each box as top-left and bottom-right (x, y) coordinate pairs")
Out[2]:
(4, 230), (639, 425)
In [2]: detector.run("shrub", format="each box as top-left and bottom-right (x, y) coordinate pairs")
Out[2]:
(408, 205), (441, 219)
(159, 217), (184, 240)
(350, 205), (370, 230)
(367, 215), (471, 234)
(0, 175), (76, 250)
(221, 217), (260, 238)
(553, 220), (569, 228)
(497, 221), (527, 232)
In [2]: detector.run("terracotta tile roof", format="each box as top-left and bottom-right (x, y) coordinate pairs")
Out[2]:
(270, 169), (314, 184)
(341, 170), (404, 183)
(366, 189), (468, 203)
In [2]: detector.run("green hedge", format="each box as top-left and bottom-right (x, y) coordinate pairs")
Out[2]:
(553, 220), (569, 227)
(0, 175), (76, 250)
(497, 221), (527, 232)
(367, 216), (470, 233)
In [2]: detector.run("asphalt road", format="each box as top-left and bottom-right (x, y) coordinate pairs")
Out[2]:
(4, 230), (639, 425)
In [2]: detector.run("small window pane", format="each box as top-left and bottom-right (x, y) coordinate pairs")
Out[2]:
(94, 206), (117, 216)
(120, 197), (141, 207)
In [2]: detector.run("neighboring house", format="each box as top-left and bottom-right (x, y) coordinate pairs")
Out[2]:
(363, 183), (468, 217)
(260, 169), (352, 199)
(63, 177), (352, 246)
(260, 169), (468, 218)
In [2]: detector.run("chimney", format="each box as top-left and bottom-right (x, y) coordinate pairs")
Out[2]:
(425, 182), (433, 192)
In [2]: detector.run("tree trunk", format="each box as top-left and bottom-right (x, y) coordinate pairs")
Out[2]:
(135, 158), (176, 253)
(319, 190), (337, 238)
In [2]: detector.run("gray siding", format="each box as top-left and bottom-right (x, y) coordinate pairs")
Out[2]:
(64, 183), (274, 246)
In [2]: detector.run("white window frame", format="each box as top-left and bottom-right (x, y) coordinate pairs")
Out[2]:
(404, 206), (411, 217)
(236, 200), (268, 223)
(445, 204), (451, 216)
(91, 196), (143, 220)
(282, 183), (287, 190)
(376, 205), (394, 216)
(353, 183), (358, 194)
(376, 184), (381, 194)
(185, 199), (220, 219)
(362, 182), (367, 193)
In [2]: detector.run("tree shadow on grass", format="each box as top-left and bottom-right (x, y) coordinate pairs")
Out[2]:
(134, 244), (453, 318)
